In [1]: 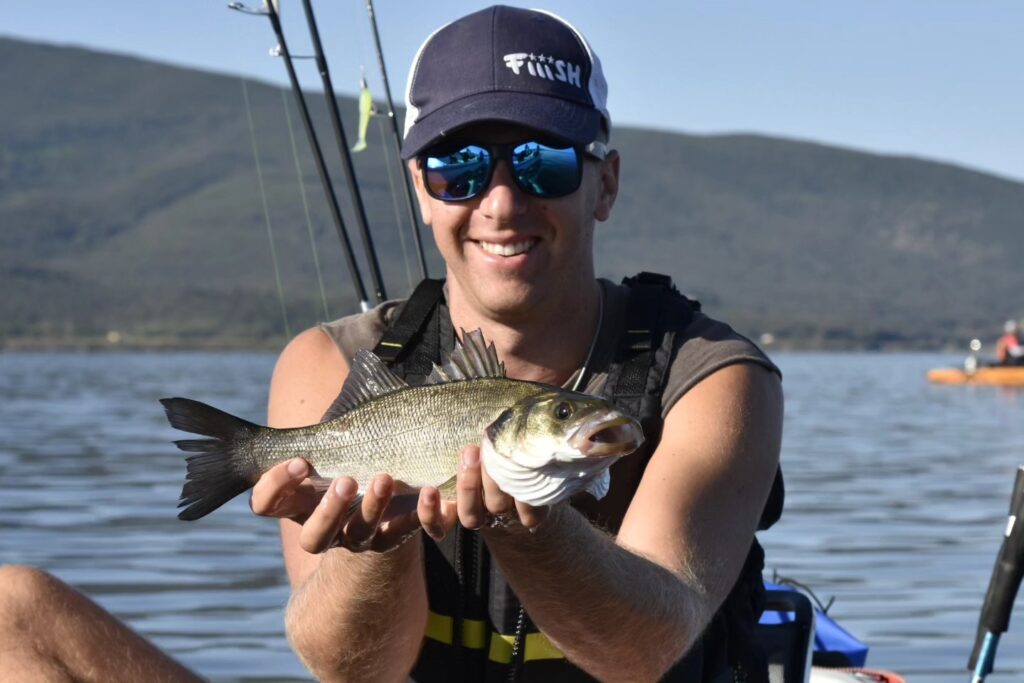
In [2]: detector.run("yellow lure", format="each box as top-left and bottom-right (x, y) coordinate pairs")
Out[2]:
(352, 73), (374, 153)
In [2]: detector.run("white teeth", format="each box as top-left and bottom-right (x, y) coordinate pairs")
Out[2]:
(479, 240), (534, 257)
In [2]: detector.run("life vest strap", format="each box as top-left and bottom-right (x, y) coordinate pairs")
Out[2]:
(374, 278), (444, 361)
(373, 277), (450, 382)
(424, 610), (565, 664)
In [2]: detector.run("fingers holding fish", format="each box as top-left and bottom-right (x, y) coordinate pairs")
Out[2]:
(299, 477), (361, 554)
(455, 444), (550, 532)
(478, 453), (550, 531)
(479, 449), (518, 521)
(337, 474), (394, 551)
(366, 482), (450, 549)
(418, 486), (457, 541)
(371, 506), (423, 550)
(250, 458), (319, 522)
(298, 474), (412, 554)
(511, 498), (549, 531)
(456, 445), (487, 530)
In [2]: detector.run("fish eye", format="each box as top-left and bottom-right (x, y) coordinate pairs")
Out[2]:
(553, 401), (573, 421)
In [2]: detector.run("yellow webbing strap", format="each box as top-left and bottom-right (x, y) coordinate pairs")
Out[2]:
(425, 610), (565, 663)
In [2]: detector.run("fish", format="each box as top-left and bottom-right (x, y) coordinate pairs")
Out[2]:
(162, 329), (644, 521)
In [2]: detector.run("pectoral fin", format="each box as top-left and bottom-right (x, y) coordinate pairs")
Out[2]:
(583, 468), (610, 501)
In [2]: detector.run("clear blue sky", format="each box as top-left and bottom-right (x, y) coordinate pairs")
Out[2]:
(5, 1), (1022, 181)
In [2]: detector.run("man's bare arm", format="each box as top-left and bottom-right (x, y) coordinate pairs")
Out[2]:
(257, 328), (429, 682)
(477, 362), (783, 680)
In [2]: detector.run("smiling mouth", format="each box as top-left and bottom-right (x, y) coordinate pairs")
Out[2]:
(478, 239), (537, 257)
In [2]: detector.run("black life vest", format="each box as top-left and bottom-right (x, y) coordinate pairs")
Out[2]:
(372, 273), (783, 683)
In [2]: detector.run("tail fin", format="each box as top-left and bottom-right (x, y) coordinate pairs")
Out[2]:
(160, 397), (262, 521)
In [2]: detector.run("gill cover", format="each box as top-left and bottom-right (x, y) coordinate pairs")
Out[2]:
(481, 392), (643, 507)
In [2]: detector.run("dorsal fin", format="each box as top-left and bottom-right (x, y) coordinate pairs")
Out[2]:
(425, 328), (506, 385)
(324, 350), (409, 419)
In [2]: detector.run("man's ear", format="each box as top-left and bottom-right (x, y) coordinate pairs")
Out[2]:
(409, 159), (433, 225)
(593, 150), (620, 222)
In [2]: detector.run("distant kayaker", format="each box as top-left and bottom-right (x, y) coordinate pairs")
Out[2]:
(995, 319), (1024, 366)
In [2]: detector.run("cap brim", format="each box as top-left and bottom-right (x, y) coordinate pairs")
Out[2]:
(401, 91), (602, 159)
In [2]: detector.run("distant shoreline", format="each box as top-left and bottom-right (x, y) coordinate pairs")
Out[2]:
(0, 335), (970, 354)
(0, 336), (286, 353)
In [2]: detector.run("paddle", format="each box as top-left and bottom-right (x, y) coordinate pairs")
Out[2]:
(968, 465), (1024, 682)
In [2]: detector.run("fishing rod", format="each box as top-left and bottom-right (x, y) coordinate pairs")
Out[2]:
(968, 464), (1024, 682)
(365, 0), (429, 280)
(228, 0), (372, 311)
(299, 0), (388, 303)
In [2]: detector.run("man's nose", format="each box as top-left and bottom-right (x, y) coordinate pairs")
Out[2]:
(479, 160), (527, 220)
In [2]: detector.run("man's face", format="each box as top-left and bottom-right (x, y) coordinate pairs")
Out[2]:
(410, 123), (619, 320)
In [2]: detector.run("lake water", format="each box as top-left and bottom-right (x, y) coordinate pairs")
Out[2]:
(1, 351), (1023, 681)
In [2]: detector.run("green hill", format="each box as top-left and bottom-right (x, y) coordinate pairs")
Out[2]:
(2, 37), (1022, 351)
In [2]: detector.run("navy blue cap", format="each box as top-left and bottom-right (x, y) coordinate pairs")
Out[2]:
(401, 6), (610, 159)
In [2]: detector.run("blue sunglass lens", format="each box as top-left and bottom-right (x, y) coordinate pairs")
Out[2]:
(422, 141), (581, 200)
(512, 142), (580, 197)
(423, 145), (492, 200)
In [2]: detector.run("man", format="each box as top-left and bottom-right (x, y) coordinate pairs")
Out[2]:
(995, 319), (1024, 366)
(253, 6), (782, 682)
(0, 6), (782, 682)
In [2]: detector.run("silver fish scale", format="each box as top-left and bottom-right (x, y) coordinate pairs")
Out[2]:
(243, 378), (548, 491)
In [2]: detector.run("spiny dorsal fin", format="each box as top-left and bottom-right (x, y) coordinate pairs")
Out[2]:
(323, 350), (409, 420)
(425, 328), (506, 385)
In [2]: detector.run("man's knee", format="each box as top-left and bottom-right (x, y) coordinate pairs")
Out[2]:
(0, 565), (82, 679)
(0, 565), (63, 621)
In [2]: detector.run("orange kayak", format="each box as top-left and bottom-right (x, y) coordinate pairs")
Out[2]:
(811, 668), (907, 682)
(927, 366), (1024, 386)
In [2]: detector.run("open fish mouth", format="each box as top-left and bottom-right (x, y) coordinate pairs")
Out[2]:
(568, 412), (644, 457)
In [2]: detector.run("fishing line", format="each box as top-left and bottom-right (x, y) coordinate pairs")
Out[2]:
(350, 0), (417, 290)
(299, 0), (388, 304)
(365, 0), (430, 279)
(241, 78), (292, 339)
(346, 1), (414, 291)
(346, 0), (372, 64)
(339, 0), (415, 294)
(571, 286), (604, 392)
(280, 88), (331, 321)
(376, 116), (415, 291)
(231, 0), (373, 312)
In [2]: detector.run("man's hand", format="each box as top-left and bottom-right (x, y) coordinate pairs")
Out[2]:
(249, 442), (550, 553)
(249, 459), (457, 553)
(454, 445), (551, 531)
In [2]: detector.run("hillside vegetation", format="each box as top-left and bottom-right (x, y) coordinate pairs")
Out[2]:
(3, 37), (1022, 351)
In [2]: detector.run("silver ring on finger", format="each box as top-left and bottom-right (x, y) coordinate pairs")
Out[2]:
(485, 512), (520, 529)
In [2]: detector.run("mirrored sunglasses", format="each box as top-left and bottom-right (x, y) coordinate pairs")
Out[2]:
(419, 139), (608, 202)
